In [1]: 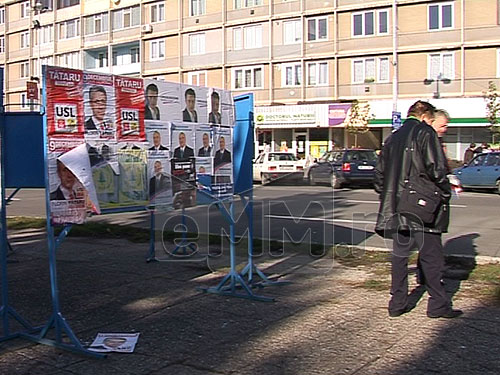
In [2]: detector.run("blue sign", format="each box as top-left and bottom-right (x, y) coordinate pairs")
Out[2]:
(392, 111), (402, 131)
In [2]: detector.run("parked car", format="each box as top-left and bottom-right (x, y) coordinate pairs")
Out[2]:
(305, 149), (377, 188)
(253, 152), (305, 185)
(453, 152), (500, 194)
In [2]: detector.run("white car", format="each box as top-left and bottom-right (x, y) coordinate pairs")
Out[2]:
(253, 152), (305, 185)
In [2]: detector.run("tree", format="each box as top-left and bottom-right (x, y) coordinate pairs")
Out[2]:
(345, 101), (374, 147)
(484, 81), (500, 144)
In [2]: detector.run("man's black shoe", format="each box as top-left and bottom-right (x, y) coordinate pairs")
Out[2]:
(389, 306), (410, 317)
(427, 309), (463, 319)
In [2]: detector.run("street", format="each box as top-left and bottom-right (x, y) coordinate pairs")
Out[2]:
(5, 185), (500, 258)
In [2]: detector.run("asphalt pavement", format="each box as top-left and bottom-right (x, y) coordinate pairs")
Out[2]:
(0, 227), (499, 374)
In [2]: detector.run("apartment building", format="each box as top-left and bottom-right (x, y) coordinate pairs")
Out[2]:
(1, 0), (499, 160)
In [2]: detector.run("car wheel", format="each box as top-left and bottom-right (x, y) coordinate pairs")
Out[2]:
(261, 174), (270, 186)
(309, 173), (317, 186)
(331, 173), (341, 189)
(496, 180), (500, 195)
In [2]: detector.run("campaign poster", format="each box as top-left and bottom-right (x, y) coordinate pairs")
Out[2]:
(196, 158), (214, 205)
(195, 124), (213, 158)
(207, 88), (222, 125)
(144, 79), (182, 123)
(45, 67), (84, 137)
(180, 84), (208, 124)
(220, 90), (235, 126)
(115, 76), (146, 142)
(146, 123), (170, 156)
(148, 155), (173, 206)
(83, 72), (116, 140)
(91, 142), (119, 206)
(117, 144), (148, 205)
(171, 123), (195, 161)
(171, 158), (196, 209)
(213, 126), (233, 199)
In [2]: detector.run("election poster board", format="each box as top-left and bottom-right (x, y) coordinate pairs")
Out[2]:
(43, 66), (235, 224)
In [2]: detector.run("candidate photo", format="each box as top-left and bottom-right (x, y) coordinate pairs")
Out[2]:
(182, 88), (198, 122)
(149, 160), (171, 198)
(208, 91), (221, 124)
(145, 83), (160, 120)
(214, 136), (231, 167)
(50, 160), (83, 200)
(173, 131), (194, 160)
(85, 85), (109, 131)
(148, 131), (168, 151)
(197, 132), (212, 157)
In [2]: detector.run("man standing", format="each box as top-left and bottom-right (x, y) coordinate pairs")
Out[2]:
(198, 133), (212, 156)
(86, 86), (108, 131)
(148, 131), (168, 151)
(463, 143), (476, 164)
(145, 83), (160, 120)
(173, 132), (194, 160)
(375, 100), (462, 319)
(214, 136), (231, 168)
(182, 88), (198, 122)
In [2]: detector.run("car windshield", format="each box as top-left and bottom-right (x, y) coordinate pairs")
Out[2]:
(267, 153), (298, 161)
(345, 150), (377, 162)
(320, 152), (343, 162)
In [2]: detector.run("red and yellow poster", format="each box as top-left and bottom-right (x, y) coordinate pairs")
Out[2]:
(46, 67), (84, 138)
(114, 76), (145, 142)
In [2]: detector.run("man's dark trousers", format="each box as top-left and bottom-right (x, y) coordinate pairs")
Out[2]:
(390, 231), (450, 316)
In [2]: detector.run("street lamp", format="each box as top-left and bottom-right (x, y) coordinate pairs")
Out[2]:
(423, 73), (451, 99)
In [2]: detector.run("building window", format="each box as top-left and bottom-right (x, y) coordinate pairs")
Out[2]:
(429, 2), (453, 30)
(283, 19), (302, 45)
(21, 93), (29, 109)
(39, 0), (54, 11)
(232, 66), (263, 89)
(352, 57), (390, 83)
(131, 47), (140, 63)
(59, 19), (80, 40)
(235, 0), (262, 9)
(188, 71), (207, 86)
(428, 52), (454, 79)
(282, 62), (302, 86)
(307, 62), (328, 86)
(112, 47), (140, 66)
(150, 39), (165, 60)
(0, 8), (5, 24)
(190, 0), (206, 16)
(151, 2), (165, 23)
(37, 25), (54, 45)
(57, 0), (79, 9)
(307, 16), (327, 41)
(20, 31), (30, 49)
(113, 6), (140, 30)
(21, 1), (30, 18)
(0, 37), (4, 53)
(352, 9), (389, 36)
(98, 52), (108, 68)
(233, 24), (262, 50)
(189, 33), (205, 55)
(20, 62), (30, 78)
(85, 13), (109, 35)
(58, 52), (80, 68)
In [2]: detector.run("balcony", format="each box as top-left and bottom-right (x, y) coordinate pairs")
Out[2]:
(84, 47), (110, 73)
(111, 42), (140, 75)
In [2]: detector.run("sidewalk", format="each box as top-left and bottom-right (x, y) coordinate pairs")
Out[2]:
(1, 228), (499, 375)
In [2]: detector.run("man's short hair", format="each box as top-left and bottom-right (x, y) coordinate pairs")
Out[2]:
(185, 88), (196, 99)
(89, 85), (107, 99)
(179, 131), (185, 137)
(435, 109), (450, 121)
(146, 83), (158, 94)
(211, 91), (219, 101)
(407, 100), (436, 119)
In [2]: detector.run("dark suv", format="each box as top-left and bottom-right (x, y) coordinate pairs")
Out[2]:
(306, 149), (378, 188)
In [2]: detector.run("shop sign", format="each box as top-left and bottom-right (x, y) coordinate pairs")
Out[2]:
(255, 111), (316, 125)
(328, 104), (351, 126)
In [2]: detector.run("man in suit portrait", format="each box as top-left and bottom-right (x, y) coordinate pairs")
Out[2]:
(148, 131), (168, 151)
(85, 86), (108, 131)
(197, 132), (212, 157)
(208, 91), (221, 124)
(145, 83), (160, 120)
(214, 136), (231, 168)
(50, 160), (82, 200)
(182, 88), (198, 122)
(173, 131), (194, 160)
(149, 160), (171, 199)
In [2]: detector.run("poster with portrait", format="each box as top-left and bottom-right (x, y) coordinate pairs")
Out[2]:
(45, 67), (84, 137)
(220, 90), (235, 126)
(195, 157), (214, 205)
(213, 126), (233, 199)
(83, 72), (116, 140)
(171, 123), (195, 161)
(146, 122), (170, 155)
(148, 154), (173, 206)
(144, 79), (182, 123)
(115, 76), (145, 142)
(195, 124), (213, 158)
(180, 84), (208, 124)
(207, 88), (222, 125)
(171, 158), (196, 209)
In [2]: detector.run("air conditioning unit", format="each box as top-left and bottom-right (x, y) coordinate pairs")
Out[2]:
(142, 24), (153, 34)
